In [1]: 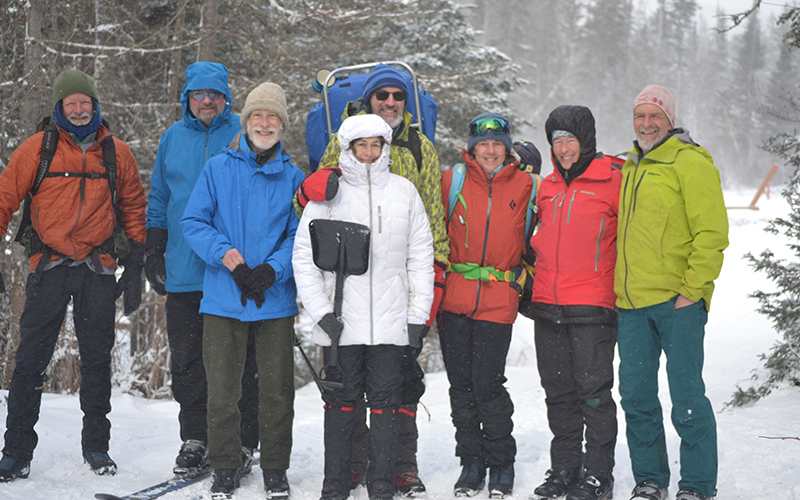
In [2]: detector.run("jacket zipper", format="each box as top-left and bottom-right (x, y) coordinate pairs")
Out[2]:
(367, 165), (375, 344)
(553, 191), (565, 306)
(621, 162), (643, 308)
(595, 218), (605, 272)
(470, 169), (493, 318)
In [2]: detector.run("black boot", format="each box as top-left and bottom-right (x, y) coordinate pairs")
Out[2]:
(173, 439), (210, 477)
(566, 475), (613, 500)
(531, 467), (583, 500)
(454, 462), (486, 497)
(211, 468), (240, 500)
(263, 468), (290, 499)
(488, 464), (514, 499)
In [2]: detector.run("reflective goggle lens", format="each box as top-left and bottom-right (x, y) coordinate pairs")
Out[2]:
(469, 117), (509, 137)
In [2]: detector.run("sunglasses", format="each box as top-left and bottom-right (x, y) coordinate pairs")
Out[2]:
(373, 90), (408, 102)
(189, 90), (225, 102)
(470, 117), (510, 137)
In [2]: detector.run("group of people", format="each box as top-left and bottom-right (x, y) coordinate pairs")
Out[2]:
(0, 60), (728, 500)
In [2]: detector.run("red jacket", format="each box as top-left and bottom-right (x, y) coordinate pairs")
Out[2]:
(0, 124), (146, 271)
(530, 154), (621, 309)
(441, 151), (533, 324)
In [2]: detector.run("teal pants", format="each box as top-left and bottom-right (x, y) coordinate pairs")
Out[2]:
(203, 314), (295, 470)
(617, 298), (717, 498)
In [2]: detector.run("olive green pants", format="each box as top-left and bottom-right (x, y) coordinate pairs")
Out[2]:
(203, 314), (295, 470)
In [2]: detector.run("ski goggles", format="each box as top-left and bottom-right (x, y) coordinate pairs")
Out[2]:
(373, 90), (408, 102)
(469, 117), (510, 137)
(189, 89), (225, 102)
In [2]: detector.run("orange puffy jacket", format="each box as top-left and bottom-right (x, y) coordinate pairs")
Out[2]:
(0, 124), (146, 271)
(440, 151), (533, 324)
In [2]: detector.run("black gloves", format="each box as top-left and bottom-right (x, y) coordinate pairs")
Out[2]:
(115, 240), (145, 316)
(318, 312), (343, 343)
(144, 227), (168, 296)
(245, 264), (275, 294)
(231, 263), (254, 306)
(232, 263), (275, 308)
(408, 323), (429, 348)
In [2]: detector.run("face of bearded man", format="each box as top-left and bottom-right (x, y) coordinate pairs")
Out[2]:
(61, 93), (94, 127)
(247, 110), (283, 153)
(369, 86), (406, 129)
(634, 103), (671, 154)
(189, 88), (226, 127)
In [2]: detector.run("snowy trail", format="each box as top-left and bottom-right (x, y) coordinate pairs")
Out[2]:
(1, 190), (798, 500)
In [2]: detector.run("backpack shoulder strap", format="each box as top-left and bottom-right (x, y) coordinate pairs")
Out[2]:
(393, 127), (424, 173)
(100, 136), (117, 208)
(31, 118), (60, 197)
(524, 172), (541, 240)
(447, 163), (467, 221)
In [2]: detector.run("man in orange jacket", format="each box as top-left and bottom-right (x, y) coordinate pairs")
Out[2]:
(0, 69), (146, 482)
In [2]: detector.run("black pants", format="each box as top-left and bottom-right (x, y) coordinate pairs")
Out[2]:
(349, 344), (425, 478)
(534, 316), (617, 478)
(323, 344), (404, 496)
(3, 266), (115, 459)
(439, 312), (516, 468)
(166, 291), (259, 448)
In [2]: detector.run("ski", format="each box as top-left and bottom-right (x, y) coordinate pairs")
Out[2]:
(94, 470), (211, 500)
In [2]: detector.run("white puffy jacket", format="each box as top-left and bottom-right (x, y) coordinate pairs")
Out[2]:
(293, 115), (434, 346)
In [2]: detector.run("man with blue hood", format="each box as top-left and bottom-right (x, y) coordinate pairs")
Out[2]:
(146, 61), (259, 478)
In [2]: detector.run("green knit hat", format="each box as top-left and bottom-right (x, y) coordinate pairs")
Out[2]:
(53, 69), (99, 106)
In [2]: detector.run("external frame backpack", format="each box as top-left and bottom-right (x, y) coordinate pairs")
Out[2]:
(305, 61), (438, 171)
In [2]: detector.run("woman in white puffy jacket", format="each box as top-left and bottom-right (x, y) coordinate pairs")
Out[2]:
(292, 114), (434, 500)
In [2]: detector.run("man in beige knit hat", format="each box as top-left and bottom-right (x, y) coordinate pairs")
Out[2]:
(615, 85), (728, 500)
(181, 81), (305, 500)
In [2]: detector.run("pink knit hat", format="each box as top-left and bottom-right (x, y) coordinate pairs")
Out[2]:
(633, 84), (675, 128)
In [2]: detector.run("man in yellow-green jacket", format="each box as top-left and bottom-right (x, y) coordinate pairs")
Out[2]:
(615, 85), (728, 500)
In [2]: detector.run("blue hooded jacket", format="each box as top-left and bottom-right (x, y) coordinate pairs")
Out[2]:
(146, 61), (241, 293)
(181, 133), (305, 321)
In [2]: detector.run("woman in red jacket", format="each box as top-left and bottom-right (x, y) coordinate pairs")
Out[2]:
(528, 105), (621, 500)
(439, 113), (534, 499)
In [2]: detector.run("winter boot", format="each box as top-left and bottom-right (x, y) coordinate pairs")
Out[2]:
(630, 482), (668, 500)
(264, 468), (290, 499)
(396, 471), (426, 497)
(321, 478), (349, 500)
(0, 454), (31, 482)
(83, 450), (117, 476)
(173, 439), (211, 477)
(675, 490), (710, 500)
(369, 479), (396, 500)
(531, 467), (583, 500)
(566, 475), (613, 500)
(211, 468), (241, 500)
(454, 462), (486, 497)
(240, 446), (257, 476)
(488, 464), (514, 499)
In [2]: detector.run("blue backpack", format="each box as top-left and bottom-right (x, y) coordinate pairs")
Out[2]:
(305, 62), (438, 171)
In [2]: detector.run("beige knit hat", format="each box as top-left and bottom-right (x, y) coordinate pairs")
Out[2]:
(240, 82), (289, 129)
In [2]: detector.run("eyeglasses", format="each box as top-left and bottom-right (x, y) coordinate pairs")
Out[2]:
(470, 117), (510, 137)
(189, 90), (225, 102)
(373, 90), (407, 102)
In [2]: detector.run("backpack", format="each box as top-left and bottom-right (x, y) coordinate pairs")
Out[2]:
(447, 163), (541, 242)
(305, 62), (438, 171)
(13, 116), (128, 282)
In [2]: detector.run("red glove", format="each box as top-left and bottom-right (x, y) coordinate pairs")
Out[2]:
(296, 167), (342, 208)
(426, 260), (447, 327)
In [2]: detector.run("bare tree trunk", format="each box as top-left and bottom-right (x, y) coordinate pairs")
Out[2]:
(168, 0), (189, 122)
(197, 0), (220, 62)
(22, 0), (53, 133)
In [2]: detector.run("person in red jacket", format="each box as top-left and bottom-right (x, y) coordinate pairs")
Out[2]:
(528, 105), (621, 500)
(439, 112), (533, 499)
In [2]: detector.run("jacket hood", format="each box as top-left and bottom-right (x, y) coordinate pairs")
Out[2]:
(337, 114), (393, 186)
(181, 62), (234, 131)
(545, 105), (597, 182)
(627, 128), (713, 165)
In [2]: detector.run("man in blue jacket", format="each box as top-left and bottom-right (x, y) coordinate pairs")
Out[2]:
(145, 62), (259, 478)
(181, 81), (305, 500)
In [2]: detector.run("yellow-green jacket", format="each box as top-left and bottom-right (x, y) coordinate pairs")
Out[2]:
(316, 103), (449, 263)
(615, 130), (729, 311)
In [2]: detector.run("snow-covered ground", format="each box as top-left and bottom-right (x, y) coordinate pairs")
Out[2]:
(1, 189), (798, 500)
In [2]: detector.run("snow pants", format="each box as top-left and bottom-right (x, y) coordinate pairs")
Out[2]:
(322, 344), (404, 498)
(203, 314), (295, 471)
(165, 291), (259, 448)
(617, 298), (717, 498)
(3, 265), (115, 459)
(349, 344), (426, 480)
(534, 316), (617, 479)
(439, 312), (516, 468)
